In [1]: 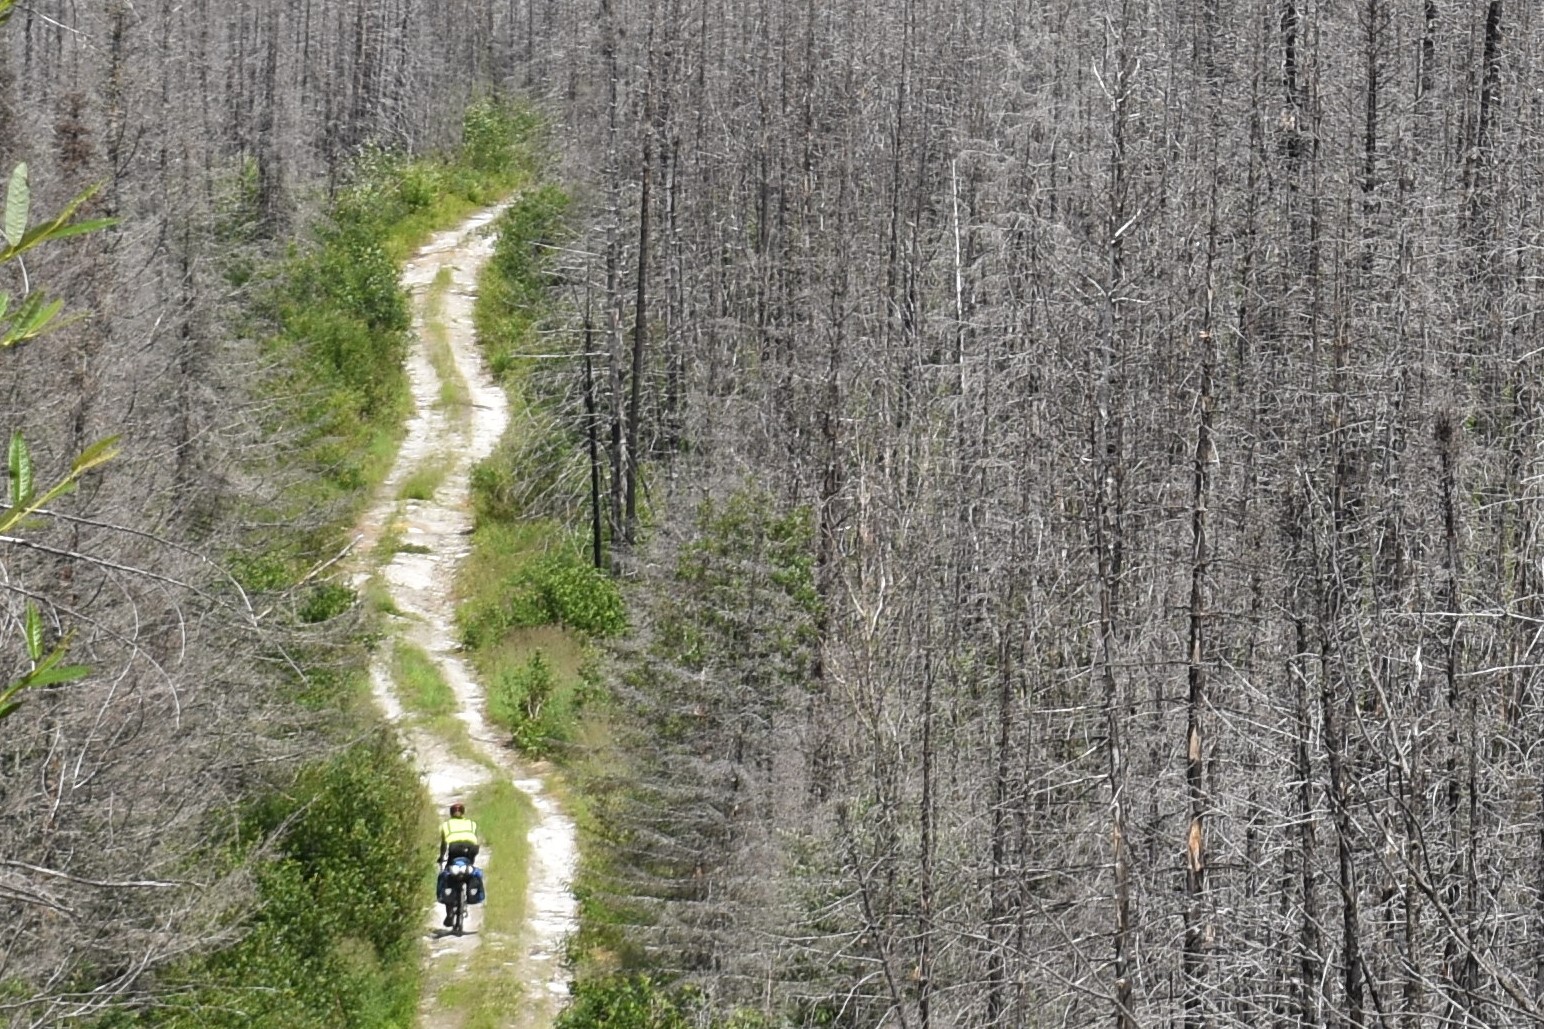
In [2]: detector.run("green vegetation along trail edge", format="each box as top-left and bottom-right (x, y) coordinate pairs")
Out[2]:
(351, 204), (578, 1028)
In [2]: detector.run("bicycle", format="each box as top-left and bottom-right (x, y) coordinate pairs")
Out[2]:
(441, 856), (476, 936)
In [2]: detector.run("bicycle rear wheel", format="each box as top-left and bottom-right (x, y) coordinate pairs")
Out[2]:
(453, 881), (466, 936)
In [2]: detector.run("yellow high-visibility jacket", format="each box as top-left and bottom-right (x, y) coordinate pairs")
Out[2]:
(440, 817), (479, 847)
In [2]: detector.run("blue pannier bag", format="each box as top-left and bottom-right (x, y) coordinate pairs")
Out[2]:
(467, 867), (486, 905)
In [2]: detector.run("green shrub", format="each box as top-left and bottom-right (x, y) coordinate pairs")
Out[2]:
(228, 551), (292, 592)
(537, 554), (627, 635)
(130, 734), (424, 1028)
(396, 163), (441, 211)
(462, 99), (541, 175)
(472, 185), (567, 373)
(488, 650), (560, 752)
(460, 547), (625, 649)
(556, 975), (701, 1029)
(298, 582), (356, 624)
(489, 185), (569, 297)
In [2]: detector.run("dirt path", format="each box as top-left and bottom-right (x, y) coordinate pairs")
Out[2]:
(350, 205), (577, 1028)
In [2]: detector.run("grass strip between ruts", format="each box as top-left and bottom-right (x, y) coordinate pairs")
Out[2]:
(392, 640), (456, 717)
(426, 265), (473, 414)
(434, 779), (536, 1027)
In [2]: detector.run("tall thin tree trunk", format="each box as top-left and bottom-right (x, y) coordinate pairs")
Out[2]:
(917, 649), (935, 1029)
(1465, 1), (1502, 213)
(1418, 1), (1437, 101)
(1183, 332), (1214, 1029)
(1292, 611), (1323, 1029)
(1323, 334), (1367, 1029)
(625, 24), (655, 545)
(1096, 12), (1136, 1027)
(987, 626), (1016, 1026)
(585, 330), (604, 570)
(599, 0), (624, 567)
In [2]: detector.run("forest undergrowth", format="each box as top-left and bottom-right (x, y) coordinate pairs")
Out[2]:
(457, 174), (623, 763)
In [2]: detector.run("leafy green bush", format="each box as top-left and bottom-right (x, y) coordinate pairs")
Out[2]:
(488, 649), (560, 752)
(462, 99), (541, 175)
(395, 163), (441, 211)
(556, 975), (701, 1029)
(128, 734), (424, 1028)
(538, 553), (627, 635)
(228, 551), (292, 592)
(460, 547), (625, 649)
(298, 582), (356, 624)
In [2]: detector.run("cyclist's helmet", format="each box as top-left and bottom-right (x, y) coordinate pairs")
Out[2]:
(449, 802), (465, 817)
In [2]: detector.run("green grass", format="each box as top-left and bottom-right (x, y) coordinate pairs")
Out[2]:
(388, 643), (493, 770)
(494, 624), (586, 681)
(357, 421), (410, 508)
(383, 189), (488, 261)
(426, 266), (472, 414)
(397, 461), (449, 502)
(458, 518), (552, 600)
(361, 576), (401, 616)
(392, 641), (455, 716)
(433, 780), (536, 1028)
(374, 518), (405, 562)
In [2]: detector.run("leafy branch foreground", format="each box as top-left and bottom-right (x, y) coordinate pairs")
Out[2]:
(1, 160), (118, 724)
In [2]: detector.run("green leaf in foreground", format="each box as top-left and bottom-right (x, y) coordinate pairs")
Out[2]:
(22, 601), (42, 661)
(0, 434), (119, 534)
(0, 604), (86, 724)
(0, 182), (114, 264)
(4, 162), (27, 248)
(71, 434), (121, 475)
(8, 430), (32, 507)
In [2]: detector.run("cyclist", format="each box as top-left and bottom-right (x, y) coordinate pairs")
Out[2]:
(438, 802), (480, 926)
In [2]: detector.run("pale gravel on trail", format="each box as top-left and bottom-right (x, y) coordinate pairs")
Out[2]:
(349, 206), (578, 1027)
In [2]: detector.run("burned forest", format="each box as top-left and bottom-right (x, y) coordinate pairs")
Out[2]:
(7, 1), (1544, 1028)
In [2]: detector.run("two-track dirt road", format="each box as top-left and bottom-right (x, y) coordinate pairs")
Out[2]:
(350, 205), (577, 1028)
